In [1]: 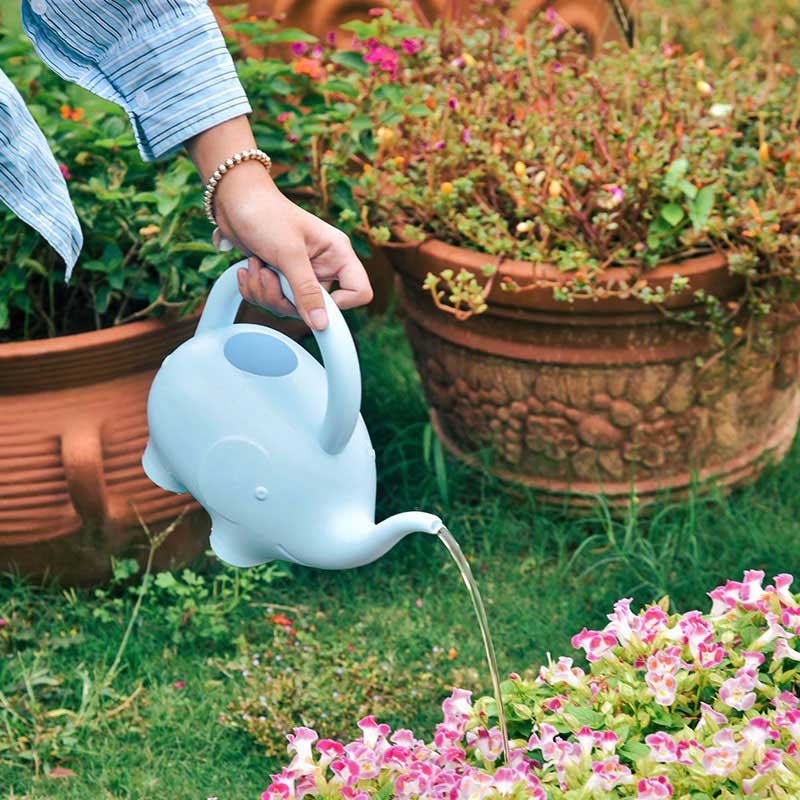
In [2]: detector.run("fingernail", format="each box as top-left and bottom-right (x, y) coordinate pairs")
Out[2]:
(237, 268), (246, 282)
(309, 308), (328, 330)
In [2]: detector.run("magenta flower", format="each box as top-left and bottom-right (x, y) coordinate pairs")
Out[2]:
(637, 776), (674, 799)
(363, 43), (400, 77)
(290, 41), (308, 56)
(571, 628), (618, 662)
(59, 164), (71, 180)
(401, 37), (423, 54)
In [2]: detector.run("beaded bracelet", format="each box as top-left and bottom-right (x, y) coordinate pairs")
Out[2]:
(202, 148), (272, 224)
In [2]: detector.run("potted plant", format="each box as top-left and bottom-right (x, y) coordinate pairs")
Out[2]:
(259, 570), (800, 799)
(213, 0), (631, 52)
(0, 29), (306, 584)
(284, 3), (800, 505)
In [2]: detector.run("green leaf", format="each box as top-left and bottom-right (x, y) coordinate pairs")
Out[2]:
(407, 104), (431, 117)
(0, 301), (8, 330)
(319, 79), (359, 98)
(661, 203), (685, 227)
(619, 740), (651, 760)
(350, 115), (373, 136)
(564, 705), (604, 726)
(665, 157), (689, 188)
(340, 20), (378, 39)
(689, 186), (715, 229)
(331, 51), (369, 76)
(264, 28), (318, 43)
(677, 179), (698, 199)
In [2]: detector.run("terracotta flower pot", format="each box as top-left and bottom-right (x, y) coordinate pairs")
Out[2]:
(0, 309), (306, 586)
(213, 0), (629, 54)
(387, 240), (800, 506)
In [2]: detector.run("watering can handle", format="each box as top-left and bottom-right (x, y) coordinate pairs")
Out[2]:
(195, 260), (361, 456)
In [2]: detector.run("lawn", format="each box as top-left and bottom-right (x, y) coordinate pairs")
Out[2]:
(3, 313), (800, 799)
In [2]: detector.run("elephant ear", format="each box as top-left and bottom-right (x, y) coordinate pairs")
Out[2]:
(197, 437), (270, 517)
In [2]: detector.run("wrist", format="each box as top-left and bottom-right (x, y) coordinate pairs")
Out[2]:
(185, 115), (256, 183)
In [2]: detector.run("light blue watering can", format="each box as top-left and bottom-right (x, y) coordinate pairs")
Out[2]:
(142, 261), (442, 570)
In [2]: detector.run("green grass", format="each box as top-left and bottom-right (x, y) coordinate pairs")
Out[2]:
(3, 314), (800, 799)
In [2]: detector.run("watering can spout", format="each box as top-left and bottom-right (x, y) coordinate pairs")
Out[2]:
(356, 511), (444, 567)
(284, 511), (444, 570)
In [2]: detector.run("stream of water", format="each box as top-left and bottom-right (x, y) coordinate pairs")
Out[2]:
(437, 526), (511, 763)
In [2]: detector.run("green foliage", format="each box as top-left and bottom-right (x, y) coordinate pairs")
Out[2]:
(3, 316), (800, 796)
(238, 1), (800, 346)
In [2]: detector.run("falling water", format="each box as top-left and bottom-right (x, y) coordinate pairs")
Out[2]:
(437, 526), (511, 763)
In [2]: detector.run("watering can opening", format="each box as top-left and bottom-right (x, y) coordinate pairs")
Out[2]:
(224, 331), (298, 378)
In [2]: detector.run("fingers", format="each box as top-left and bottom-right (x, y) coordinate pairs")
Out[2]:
(329, 249), (374, 310)
(278, 249), (329, 330)
(237, 257), (297, 318)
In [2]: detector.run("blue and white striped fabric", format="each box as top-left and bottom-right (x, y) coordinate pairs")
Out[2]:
(1, 0), (252, 278)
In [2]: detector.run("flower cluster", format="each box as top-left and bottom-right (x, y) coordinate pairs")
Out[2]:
(263, 571), (800, 798)
(291, 1), (800, 343)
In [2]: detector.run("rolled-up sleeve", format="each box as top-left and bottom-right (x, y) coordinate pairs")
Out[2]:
(22, 0), (252, 161)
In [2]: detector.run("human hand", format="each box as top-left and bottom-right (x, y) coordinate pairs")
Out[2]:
(185, 116), (372, 330)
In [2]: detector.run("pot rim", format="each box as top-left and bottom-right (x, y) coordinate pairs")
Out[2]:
(0, 311), (200, 395)
(386, 236), (740, 316)
(0, 310), (190, 360)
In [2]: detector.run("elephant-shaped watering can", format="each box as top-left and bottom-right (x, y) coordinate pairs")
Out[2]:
(142, 261), (442, 569)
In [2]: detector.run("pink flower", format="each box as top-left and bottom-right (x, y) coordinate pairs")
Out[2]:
(277, 112), (293, 122)
(539, 656), (585, 687)
(571, 628), (618, 662)
(750, 613), (793, 650)
(290, 41), (308, 56)
(781, 605), (800, 632)
(317, 739), (344, 767)
(357, 716), (390, 750)
(697, 641), (725, 669)
(363, 43), (400, 77)
(172, 680), (185, 689)
(586, 756), (633, 791)
(59, 164), (71, 180)
(775, 638), (800, 662)
(645, 732), (678, 763)
(287, 727), (318, 774)
(401, 37), (423, 54)
(697, 701), (728, 730)
(720, 672), (757, 711)
(646, 670), (678, 705)
(473, 728), (504, 762)
(702, 745), (740, 776)
(637, 776), (674, 799)
(742, 718), (779, 748)
(330, 757), (361, 787)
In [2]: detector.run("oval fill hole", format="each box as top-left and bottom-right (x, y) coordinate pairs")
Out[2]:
(224, 332), (298, 377)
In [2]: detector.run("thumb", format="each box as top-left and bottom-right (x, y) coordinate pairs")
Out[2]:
(278, 249), (329, 331)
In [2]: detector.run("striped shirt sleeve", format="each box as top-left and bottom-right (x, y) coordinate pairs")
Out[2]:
(0, 70), (82, 274)
(21, 0), (253, 161)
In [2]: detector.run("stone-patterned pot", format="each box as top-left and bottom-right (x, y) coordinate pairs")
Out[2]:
(387, 240), (800, 506)
(0, 309), (306, 586)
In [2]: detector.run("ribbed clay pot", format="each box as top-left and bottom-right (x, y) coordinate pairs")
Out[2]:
(0, 309), (305, 585)
(387, 240), (800, 506)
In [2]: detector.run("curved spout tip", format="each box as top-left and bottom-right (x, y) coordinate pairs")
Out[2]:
(375, 510), (444, 540)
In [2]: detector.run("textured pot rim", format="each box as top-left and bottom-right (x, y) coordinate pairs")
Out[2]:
(388, 238), (740, 317)
(0, 311), (200, 394)
(0, 312), (187, 360)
